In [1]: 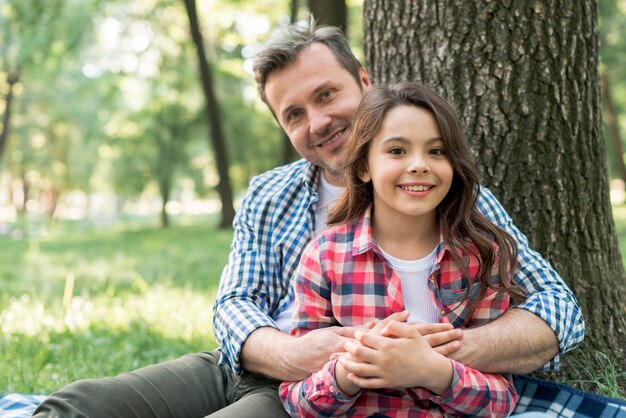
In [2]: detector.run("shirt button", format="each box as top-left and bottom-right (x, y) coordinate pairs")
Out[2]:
(329, 385), (335, 393)
(440, 310), (446, 316)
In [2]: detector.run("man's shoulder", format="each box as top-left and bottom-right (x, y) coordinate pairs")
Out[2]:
(249, 159), (311, 192)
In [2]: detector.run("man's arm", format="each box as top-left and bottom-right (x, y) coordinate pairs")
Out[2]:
(475, 187), (585, 371)
(241, 326), (355, 381)
(450, 308), (558, 374)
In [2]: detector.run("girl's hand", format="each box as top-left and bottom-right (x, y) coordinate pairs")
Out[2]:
(339, 320), (454, 394)
(334, 356), (362, 396)
(367, 313), (463, 357)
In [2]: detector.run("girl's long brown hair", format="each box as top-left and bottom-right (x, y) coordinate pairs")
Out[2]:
(328, 82), (525, 323)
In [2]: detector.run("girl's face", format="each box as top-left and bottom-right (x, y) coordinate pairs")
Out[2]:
(359, 105), (453, 225)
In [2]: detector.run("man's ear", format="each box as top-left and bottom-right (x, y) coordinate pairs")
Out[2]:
(358, 162), (371, 183)
(359, 67), (372, 91)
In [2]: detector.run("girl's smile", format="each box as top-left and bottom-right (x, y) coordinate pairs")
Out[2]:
(359, 105), (454, 230)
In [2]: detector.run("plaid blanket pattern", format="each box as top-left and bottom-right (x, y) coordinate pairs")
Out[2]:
(2, 376), (625, 417)
(0, 393), (46, 418)
(512, 375), (626, 417)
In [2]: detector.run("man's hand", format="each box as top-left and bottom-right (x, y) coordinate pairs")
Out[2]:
(339, 320), (454, 394)
(240, 325), (358, 381)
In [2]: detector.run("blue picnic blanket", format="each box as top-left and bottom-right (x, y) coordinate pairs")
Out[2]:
(2, 375), (625, 417)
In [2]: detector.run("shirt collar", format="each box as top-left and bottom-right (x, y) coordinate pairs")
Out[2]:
(301, 161), (321, 191)
(351, 204), (449, 264)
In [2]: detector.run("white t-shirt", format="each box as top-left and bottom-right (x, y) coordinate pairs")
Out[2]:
(274, 174), (344, 332)
(378, 246), (441, 323)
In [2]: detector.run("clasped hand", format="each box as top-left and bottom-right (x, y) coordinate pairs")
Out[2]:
(334, 311), (461, 395)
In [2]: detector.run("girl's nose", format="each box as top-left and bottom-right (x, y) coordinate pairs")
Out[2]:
(409, 156), (429, 174)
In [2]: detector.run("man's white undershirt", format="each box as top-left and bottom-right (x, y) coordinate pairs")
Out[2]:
(274, 174), (344, 332)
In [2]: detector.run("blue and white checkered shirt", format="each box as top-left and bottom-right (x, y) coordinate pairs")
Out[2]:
(212, 159), (585, 374)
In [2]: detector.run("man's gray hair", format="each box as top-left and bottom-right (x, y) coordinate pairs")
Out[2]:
(253, 22), (362, 109)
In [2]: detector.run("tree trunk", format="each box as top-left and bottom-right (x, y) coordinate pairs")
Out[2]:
(308, 0), (347, 32)
(159, 178), (171, 229)
(601, 71), (626, 201)
(364, 0), (625, 390)
(0, 70), (20, 167)
(281, 0), (301, 165)
(182, 0), (235, 229)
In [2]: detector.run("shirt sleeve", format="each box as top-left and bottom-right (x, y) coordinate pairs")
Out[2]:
(279, 359), (359, 418)
(212, 182), (279, 374)
(280, 240), (356, 416)
(477, 186), (585, 370)
(291, 239), (339, 335)
(410, 361), (516, 417)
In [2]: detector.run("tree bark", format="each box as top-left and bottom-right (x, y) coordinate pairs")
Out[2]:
(182, 0), (235, 229)
(364, 0), (625, 390)
(0, 70), (20, 167)
(281, 0), (301, 165)
(159, 177), (171, 229)
(308, 0), (347, 32)
(601, 71), (626, 201)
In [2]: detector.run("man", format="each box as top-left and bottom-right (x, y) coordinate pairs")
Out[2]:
(34, 23), (584, 418)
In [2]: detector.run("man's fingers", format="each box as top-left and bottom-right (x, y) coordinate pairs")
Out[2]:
(423, 328), (463, 348)
(432, 340), (462, 357)
(331, 325), (358, 339)
(408, 322), (454, 335)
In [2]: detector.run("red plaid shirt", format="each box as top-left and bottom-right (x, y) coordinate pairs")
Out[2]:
(279, 206), (517, 417)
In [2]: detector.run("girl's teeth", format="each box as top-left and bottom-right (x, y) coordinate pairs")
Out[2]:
(402, 185), (432, 192)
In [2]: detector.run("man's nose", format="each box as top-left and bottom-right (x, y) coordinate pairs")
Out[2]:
(309, 109), (332, 135)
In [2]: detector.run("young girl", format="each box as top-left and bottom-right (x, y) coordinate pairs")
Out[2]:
(279, 82), (526, 417)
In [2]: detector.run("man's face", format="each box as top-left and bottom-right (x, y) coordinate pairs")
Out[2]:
(264, 43), (371, 184)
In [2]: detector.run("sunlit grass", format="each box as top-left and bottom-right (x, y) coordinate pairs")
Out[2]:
(0, 215), (231, 393)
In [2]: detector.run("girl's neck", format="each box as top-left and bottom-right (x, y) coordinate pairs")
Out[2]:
(371, 209), (440, 261)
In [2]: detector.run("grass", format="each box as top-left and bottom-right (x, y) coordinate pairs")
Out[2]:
(2, 207), (626, 398)
(0, 214), (232, 393)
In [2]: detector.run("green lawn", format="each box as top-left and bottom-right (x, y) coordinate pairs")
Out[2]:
(2, 208), (626, 396)
(0, 215), (232, 393)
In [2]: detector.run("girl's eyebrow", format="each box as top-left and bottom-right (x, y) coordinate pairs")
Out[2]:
(381, 136), (444, 144)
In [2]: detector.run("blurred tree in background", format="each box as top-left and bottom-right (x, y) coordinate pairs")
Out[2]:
(1, 0), (365, 230)
(1, 0), (623, 232)
(600, 0), (626, 199)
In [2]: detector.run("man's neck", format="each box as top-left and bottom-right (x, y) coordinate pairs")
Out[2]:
(322, 169), (342, 186)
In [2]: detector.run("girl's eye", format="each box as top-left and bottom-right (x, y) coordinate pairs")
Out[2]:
(389, 148), (404, 155)
(429, 148), (445, 156)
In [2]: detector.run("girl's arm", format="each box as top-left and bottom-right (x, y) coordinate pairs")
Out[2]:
(279, 240), (361, 417)
(341, 321), (516, 417)
(279, 359), (360, 418)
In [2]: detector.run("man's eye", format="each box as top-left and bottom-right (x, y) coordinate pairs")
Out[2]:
(321, 90), (333, 100)
(287, 110), (303, 122)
